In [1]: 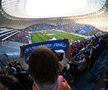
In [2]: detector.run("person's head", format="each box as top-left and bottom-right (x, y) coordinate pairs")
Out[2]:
(83, 51), (90, 57)
(29, 46), (59, 84)
(16, 65), (21, 72)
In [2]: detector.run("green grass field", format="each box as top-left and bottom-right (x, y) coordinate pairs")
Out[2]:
(31, 30), (84, 43)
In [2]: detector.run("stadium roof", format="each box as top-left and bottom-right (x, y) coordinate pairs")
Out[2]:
(1, 0), (106, 18)
(0, 0), (108, 32)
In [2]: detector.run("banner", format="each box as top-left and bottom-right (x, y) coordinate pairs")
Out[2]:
(24, 39), (68, 63)
(75, 26), (92, 34)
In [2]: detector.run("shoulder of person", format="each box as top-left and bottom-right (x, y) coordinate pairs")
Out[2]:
(58, 75), (71, 90)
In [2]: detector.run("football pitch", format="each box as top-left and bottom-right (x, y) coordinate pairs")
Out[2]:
(31, 30), (84, 43)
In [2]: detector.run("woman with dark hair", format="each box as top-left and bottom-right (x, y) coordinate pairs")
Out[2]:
(28, 46), (71, 90)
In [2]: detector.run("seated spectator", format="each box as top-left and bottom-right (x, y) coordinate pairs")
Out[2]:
(71, 48), (79, 57)
(77, 58), (87, 72)
(14, 65), (29, 83)
(13, 64), (33, 90)
(83, 51), (90, 67)
(89, 47), (97, 70)
(0, 75), (24, 90)
(28, 46), (71, 90)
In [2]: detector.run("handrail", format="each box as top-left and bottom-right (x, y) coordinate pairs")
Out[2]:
(0, 30), (16, 37)
(0, 29), (11, 34)
(2, 31), (19, 41)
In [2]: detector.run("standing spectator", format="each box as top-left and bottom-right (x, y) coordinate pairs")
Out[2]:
(29, 46), (71, 90)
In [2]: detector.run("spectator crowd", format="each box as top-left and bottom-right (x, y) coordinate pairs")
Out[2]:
(0, 33), (107, 90)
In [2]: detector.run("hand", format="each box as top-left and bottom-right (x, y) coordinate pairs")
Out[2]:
(61, 80), (71, 90)
(64, 39), (71, 60)
(20, 45), (25, 58)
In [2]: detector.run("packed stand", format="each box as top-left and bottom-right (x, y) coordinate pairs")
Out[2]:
(0, 61), (33, 90)
(0, 34), (107, 90)
(8, 30), (29, 44)
(61, 34), (108, 87)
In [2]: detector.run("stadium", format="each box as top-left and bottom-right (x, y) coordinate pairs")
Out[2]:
(0, 0), (108, 90)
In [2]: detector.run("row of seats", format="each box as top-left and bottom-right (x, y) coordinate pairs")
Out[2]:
(0, 28), (19, 42)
